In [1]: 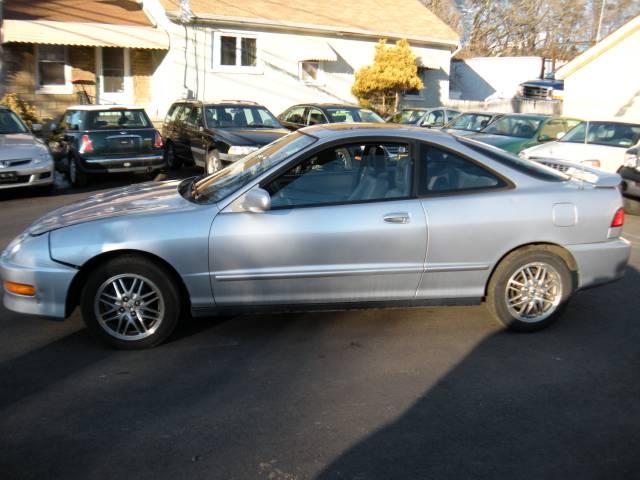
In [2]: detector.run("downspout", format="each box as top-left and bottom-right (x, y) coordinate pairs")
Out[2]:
(179, 0), (195, 98)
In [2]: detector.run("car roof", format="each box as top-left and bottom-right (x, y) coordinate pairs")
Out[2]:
(66, 105), (146, 111)
(301, 122), (453, 140)
(289, 103), (362, 109)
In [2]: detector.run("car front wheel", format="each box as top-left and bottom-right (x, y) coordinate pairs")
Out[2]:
(487, 248), (573, 332)
(80, 255), (182, 349)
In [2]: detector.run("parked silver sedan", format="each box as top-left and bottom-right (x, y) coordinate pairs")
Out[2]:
(1, 124), (631, 349)
(0, 106), (54, 192)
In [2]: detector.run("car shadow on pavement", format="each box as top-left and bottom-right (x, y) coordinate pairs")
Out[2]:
(315, 265), (640, 479)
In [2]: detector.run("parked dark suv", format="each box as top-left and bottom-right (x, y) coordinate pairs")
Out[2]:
(52, 105), (164, 187)
(162, 100), (288, 173)
(278, 103), (384, 131)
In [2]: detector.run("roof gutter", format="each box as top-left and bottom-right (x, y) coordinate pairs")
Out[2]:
(165, 11), (459, 49)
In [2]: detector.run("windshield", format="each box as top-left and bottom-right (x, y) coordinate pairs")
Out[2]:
(86, 109), (151, 129)
(482, 116), (544, 138)
(193, 132), (317, 202)
(389, 109), (425, 124)
(0, 109), (29, 134)
(205, 106), (282, 128)
(325, 108), (384, 123)
(447, 113), (495, 132)
(561, 121), (640, 148)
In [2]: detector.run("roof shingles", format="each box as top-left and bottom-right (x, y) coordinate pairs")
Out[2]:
(160, 0), (459, 45)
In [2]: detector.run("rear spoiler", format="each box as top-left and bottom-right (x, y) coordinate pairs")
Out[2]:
(534, 158), (622, 188)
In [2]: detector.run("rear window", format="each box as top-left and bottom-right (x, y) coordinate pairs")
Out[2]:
(86, 109), (151, 129)
(458, 138), (568, 182)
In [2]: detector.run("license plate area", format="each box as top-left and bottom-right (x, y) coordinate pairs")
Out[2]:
(0, 171), (18, 183)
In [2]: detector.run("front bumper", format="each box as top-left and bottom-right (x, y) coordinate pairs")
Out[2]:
(1, 232), (77, 319)
(566, 238), (631, 290)
(0, 165), (53, 190)
(80, 154), (165, 174)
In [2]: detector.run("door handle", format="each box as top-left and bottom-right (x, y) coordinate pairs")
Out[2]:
(383, 212), (411, 224)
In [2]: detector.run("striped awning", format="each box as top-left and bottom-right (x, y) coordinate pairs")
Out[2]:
(1, 19), (169, 50)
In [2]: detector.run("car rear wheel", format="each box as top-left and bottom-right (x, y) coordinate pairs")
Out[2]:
(487, 248), (572, 332)
(68, 156), (88, 187)
(164, 142), (181, 170)
(80, 255), (182, 349)
(206, 149), (223, 174)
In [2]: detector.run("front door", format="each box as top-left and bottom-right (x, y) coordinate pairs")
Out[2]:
(97, 47), (132, 105)
(209, 140), (427, 305)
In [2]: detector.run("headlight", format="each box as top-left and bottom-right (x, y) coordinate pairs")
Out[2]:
(623, 152), (639, 168)
(32, 149), (53, 165)
(582, 159), (601, 168)
(228, 146), (259, 156)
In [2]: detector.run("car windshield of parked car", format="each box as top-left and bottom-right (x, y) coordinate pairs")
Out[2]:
(389, 109), (425, 124)
(0, 109), (29, 134)
(482, 116), (543, 138)
(205, 106), (281, 128)
(86, 109), (151, 129)
(560, 121), (640, 148)
(447, 113), (494, 132)
(192, 132), (317, 202)
(325, 108), (384, 123)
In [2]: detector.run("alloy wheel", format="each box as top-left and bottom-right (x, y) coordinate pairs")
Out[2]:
(94, 273), (165, 341)
(504, 262), (563, 323)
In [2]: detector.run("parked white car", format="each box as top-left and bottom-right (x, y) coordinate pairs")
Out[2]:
(0, 106), (54, 192)
(519, 120), (640, 173)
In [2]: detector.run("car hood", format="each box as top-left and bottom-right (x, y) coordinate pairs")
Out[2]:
(0, 133), (46, 160)
(27, 180), (199, 235)
(470, 133), (527, 153)
(215, 128), (289, 146)
(445, 129), (479, 137)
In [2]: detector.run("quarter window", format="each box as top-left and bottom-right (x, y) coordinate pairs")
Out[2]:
(284, 107), (307, 125)
(420, 146), (504, 194)
(423, 110), (445, 127)
(265, 142), (413, 208)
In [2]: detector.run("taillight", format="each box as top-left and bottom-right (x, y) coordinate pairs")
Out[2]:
(154, 131), (163, 149)
(79, 134), (93, 154)
(611, 207), (624, 228)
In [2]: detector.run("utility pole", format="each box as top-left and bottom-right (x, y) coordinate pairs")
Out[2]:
(0, 0), (5, 98)
(596, 0), (607, 43)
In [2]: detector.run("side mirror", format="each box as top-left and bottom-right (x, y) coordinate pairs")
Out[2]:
(242, 187), (271, 213)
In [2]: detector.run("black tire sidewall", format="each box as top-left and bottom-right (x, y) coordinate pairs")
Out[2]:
(489, 250), (572, 332)
(80, 256), (182, 349)
(165, 143), (182, 170)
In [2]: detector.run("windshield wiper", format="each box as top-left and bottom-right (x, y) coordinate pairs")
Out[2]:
(249, 124), (277, 129)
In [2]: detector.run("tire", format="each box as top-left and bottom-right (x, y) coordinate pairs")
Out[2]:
(80, 255), (182, 349)
(205, 149), (223, 175)
(164, 142), (182, 170)
(68, 156), (88, 187)
(487, 248), (573, 332)
(623, 196), (640, 216)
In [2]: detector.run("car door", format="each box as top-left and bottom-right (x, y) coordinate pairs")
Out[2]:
(184, 105), (206, 167)
(209, 139), (427, 305)
(174, 104), (192, 158)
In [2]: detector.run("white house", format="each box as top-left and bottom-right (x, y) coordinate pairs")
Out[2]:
(557, 15), (640, 123)
(144, 0), (460, 119)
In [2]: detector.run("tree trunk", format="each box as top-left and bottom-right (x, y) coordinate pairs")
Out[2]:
(394, 90), (400, 112)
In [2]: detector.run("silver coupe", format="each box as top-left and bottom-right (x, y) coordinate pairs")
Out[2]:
(1, 124), (631, 349)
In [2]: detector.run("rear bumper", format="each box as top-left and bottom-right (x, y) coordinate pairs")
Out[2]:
(79, 154), (165, 174)
(566, 238), (631, 290)
(0, 165), (53, 190)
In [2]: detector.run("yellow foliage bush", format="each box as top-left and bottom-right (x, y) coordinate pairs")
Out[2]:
(0, 93), (40, 128)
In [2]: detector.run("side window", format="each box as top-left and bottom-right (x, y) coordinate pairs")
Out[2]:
(420, 146), (504, 194)
(59, 111), (72, 130)
(424, 110), (444, 127)
(446, 110), (460, 121)
(538, 120), (569, 142)
(186, 106), (202, 127)
(165, 104), (181, 123)
(265, 142), (413, 208)
(307, 108), (326, 126)
(177, 105), (192, 124)
(285, 107), (306, 125)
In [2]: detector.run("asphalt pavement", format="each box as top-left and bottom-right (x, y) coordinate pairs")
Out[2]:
(1, 177), (640, 480)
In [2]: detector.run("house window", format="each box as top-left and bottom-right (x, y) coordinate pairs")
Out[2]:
(213, 32), (259, 72)
(299, 61), (321, 83)
(36, 45), (71, 94)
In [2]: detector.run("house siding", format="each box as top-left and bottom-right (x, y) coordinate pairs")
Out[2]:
(562, 27), (640, 122)
(148, 19), (454, 120)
